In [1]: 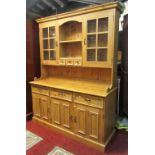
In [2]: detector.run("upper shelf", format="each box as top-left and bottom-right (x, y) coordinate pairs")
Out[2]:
(60, 40), (82, 43)
(59, 21), (82, 42)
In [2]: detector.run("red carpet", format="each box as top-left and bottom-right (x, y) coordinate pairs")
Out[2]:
(26, 121), (128, 155)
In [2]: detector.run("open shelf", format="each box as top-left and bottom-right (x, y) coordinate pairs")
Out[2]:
(60, 21), (82, 41)
(60, 40), (82, 43)
(60, 42), (82, 58)
(98, 31), (108, 34)
(87, 32), (97, 35)
(59, 21), (82, 61)
(87, 47), (96, 49)
(97, 47), (108, 49)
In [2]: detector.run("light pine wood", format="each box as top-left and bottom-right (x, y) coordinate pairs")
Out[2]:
(74, 104), (87, 136)
(103, 90), (116, 143)
(39, 21), (58, 66)
(30, 2), (122, 152)
(83, 10), (113, 68)
(50, 88), (72, 102)
(36, 2), (122, 23)
(73, 93), (104, 109)
(51, 98), (61, 126)
(59, 21), (82, 41)
(32, 93), (41, 118)
(47, 66), (112, 81)
(61, 100), (72, 130)
(40, 95), (50, 122)
(87, 107), (101, 142)
(32, 86), (49, 96)
(33, 116), (106, 151)
(32, 93), (50, 121)
(30, 77), (111, 97)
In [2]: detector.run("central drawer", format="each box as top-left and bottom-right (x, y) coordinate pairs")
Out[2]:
(50, 89), (72, 101)
(31, 85), (49, 96)
(73, 93), (104, 108)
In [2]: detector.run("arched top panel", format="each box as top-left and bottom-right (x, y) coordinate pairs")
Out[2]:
(59, 21), (82, 41)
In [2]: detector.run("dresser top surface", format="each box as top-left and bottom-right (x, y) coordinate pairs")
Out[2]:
(30, 77), (112, 97)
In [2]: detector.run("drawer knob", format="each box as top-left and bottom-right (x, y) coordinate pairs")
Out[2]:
(85, 98), (91, 102)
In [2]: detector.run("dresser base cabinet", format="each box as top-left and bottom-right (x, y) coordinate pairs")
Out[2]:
(31, 84), (117, 152)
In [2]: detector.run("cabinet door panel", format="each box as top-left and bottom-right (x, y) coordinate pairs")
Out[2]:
(61, 101), (72, 130)
(87, 107), (101, 141)
(32, 94), (41, 118)
(83, 11), (113, 67)
(74, 104), (87, 136)
(40, 95), (49, 121)
(51, 99), (61, 126)
(40, 21), (58, 65)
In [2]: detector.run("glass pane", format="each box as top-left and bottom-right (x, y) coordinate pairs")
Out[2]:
(87, 35), (96, 47)
(98, 34), (108, 47)
(87, 20), (96, 33)
(50, 50), (56, 60)
(87, 49), (96, 61)
(98, 18), (108, 32)
(43, 39), (48, 49)
(50, 39), (55, 49)
(43, 28), (48, 38)
(49, 27), (55, 37)
(43, 51), (49, 60)
(97, 49), (107, 61)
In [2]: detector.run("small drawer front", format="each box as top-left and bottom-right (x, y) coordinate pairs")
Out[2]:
(59, 59), (66, 65)
(66, 59), (73, 66)
(50, 89), (72, 101)
(73, 93), (104, 108)
(74, 59), (82, 66)
(31, 86), (49, 96)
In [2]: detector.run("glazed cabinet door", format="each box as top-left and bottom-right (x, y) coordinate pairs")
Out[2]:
(87, 107), (102, 142)
(74, 104), (87, 136)
(39, 21), (58, 65)
(83, 11), (113, 67)
(40, 95), (50, 122)
(61, 101), (72, 131)
(32, 93), (41, 118)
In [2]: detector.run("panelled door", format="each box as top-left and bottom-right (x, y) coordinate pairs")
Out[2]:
(83, 10), (113, 68)
(32, 93), (41, 118)
(87, 107), (102, 142)
(74, 104), (87, 136)
(40, 95), (50, 122)
(61, 100), (72, 131)
(51, 98), (61, 126)
(39, 21), (58, 65)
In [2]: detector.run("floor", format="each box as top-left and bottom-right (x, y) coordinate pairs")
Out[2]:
(26, 120), (128, 155)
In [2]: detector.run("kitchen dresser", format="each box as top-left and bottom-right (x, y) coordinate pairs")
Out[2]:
(30, 2), (123, 151)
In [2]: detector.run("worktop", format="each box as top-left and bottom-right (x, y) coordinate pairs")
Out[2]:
(30, 77), (112, 97)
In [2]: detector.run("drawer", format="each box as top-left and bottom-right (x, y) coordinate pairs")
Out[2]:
(73, 93), (104, 108)
(50, 89), (72, 101)
(59, 58), (66, 65)
(74, 58), (82, 66)
(31, 86), (49, 96)
(66, 59), (73, 66)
